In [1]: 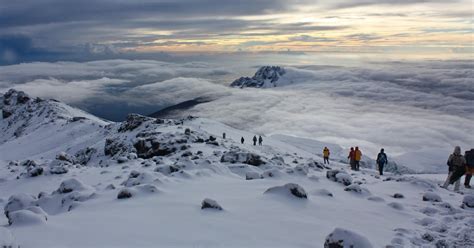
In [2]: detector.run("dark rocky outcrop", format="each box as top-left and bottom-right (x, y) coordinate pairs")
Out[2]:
(201, 198), (223, 210)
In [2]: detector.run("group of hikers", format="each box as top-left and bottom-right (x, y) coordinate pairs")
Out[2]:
(242, 135), (263, 146)
(223, 132), (264, 146)
(228, 132), (474, 191)
(441, 146), (474, 191)
(322, 145), (474, 191)
(322, 146), (388, 176)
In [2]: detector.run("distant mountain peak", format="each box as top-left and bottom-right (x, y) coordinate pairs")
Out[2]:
(230, 66), (286, 88)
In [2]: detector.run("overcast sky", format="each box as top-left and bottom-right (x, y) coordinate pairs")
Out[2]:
(0, 0), (472, 64)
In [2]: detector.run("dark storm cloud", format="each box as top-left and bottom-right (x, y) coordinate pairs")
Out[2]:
(0, 0), (293, 28)
(0, 35), (68, 65)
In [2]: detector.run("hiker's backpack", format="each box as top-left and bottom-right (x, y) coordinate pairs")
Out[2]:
(377, 153), (387, 164)
(466, 149), (474, 167)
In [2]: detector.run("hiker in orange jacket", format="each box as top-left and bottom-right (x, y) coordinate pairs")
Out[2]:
(323, 147), (330, 164)
(354, 147), (362, 171)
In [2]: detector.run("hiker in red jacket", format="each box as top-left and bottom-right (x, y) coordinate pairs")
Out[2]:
(348, 147), (355, 170)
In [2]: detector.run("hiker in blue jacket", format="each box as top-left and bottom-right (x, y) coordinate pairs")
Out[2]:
(376, 148), (388, 176)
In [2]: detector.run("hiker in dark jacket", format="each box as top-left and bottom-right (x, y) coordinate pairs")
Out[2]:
(241, 137), (245, 144)
(442, 146), (466, 191)
(253, 136), (257, 146)
(376, 148), (388, 175)
(258, 135), (263, 146)
(464, 148), (474, 188)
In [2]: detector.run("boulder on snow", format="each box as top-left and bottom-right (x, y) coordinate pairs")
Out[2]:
(117, 188), (133, 199)
(422, 192), (442, 202)
(4, 194), (36, 219)
(201, 198), (223, 210)
(74, 147), (96, 165)
(393, 193), (404, 199)
(55, 178), (90, 194)
(48, 159), (71, 174)
(327, 170), (352, 186)
(461, 195), (474, 208)
(56, 152), (75, 163)
(324, 228), (373, 248)
(26, 166), (43, 177)
(264, 183), (308, 199)
(221, 151), (266, 166)
(7, 209), (47, 226)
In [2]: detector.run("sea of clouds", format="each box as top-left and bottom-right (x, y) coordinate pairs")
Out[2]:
(0, 55), (472, 171)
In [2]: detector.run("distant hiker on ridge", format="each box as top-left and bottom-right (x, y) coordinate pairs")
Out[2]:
(223, 132), (226, 139)
(348, 147), (355, 170)
(241, 137), (245, 144)
(354, 147), (362, 171)
(323, 147), (330, 164)
(253, 135), (257, 146)
(376, 148), (388, 175)
(258, 135), (263, 146)
(442, 146), (466, 191)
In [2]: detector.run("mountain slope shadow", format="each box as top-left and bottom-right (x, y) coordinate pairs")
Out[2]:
(148, 96), (214, 119)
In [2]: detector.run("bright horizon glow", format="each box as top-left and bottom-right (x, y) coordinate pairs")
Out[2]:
(0, 0), (472, 64)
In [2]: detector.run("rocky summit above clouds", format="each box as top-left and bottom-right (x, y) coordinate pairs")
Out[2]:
(230, 66), (287, 88)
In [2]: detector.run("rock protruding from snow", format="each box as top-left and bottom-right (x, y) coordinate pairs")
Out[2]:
(221, 150), (266, 166)
(118, 114), (155, 132)
(201, 198), (223, 210)
(55, 178), (91, 194)
(422, 192), (442, 202)
(324, 228), (373, 248)
(264, 183), (308, 199)
(230, 66), (286, 88)
(2, 89), (31, 119)
(327, 170), (352, 186)
(462, 195), (474, 208)
(4, 194), (36, 219)
(117, 189), (133, 199)
(393, 193), (404, 199)
(7, 209), (47, 226)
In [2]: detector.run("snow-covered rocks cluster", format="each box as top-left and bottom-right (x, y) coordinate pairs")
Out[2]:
(4, 178), (95, 226)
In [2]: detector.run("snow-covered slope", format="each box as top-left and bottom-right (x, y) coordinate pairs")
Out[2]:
(0, 90), (473, 248)
(0, 89), (109, 161)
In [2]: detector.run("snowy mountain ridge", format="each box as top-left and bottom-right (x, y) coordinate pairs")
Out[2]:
(0, 89), (473, 247)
